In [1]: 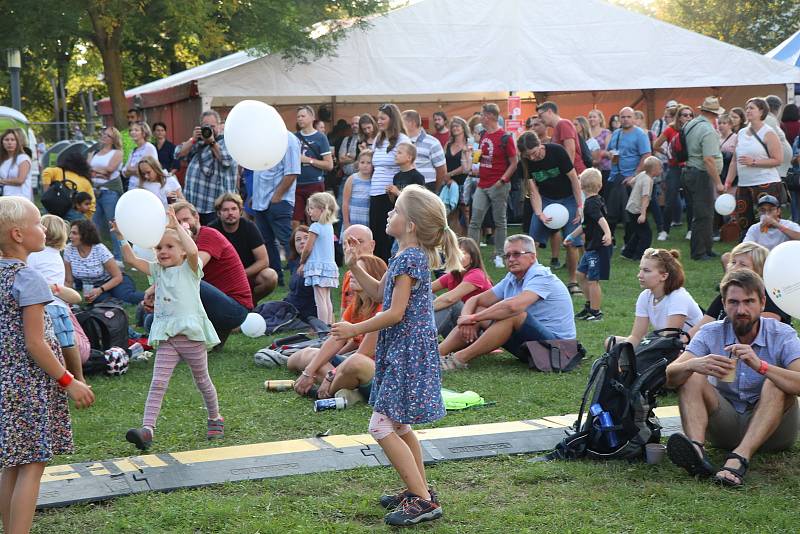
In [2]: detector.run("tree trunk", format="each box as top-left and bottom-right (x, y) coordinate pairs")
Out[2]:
(86, 5), (128, 129)
(99, 45), (128, 129)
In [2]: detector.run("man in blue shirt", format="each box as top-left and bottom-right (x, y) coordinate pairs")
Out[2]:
(439, 234), (576, 369)
(252, 132), (301, 285)
(604, 107), (651, 237)
(665, 269), (800, 487)
(294, 105), (333, 226)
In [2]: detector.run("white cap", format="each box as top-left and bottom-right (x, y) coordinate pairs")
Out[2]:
(665, 100), (678, 109)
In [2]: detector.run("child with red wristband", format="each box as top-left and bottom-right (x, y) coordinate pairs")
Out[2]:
(0, 197), (95, 534)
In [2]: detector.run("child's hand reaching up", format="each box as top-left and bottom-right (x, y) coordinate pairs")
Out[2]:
(109, 220), (124, 240)
(166, 206), (179, 230)
(343, 236), (364, 267)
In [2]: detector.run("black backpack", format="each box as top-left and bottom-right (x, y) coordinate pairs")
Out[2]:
(541, 341), (666, 462)
(40, 168), (78, 217)
(674, 122), (698, 164)
(74, 303), (129, 352)
(578, 136), (594, 169)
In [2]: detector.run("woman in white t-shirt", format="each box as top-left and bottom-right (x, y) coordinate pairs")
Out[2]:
(129, 155), (183, 207)
(0, 129), (32, 199)
(121, 122), (158, 184)
(610, 248), (702, 349)
(724, 97), (784, 236)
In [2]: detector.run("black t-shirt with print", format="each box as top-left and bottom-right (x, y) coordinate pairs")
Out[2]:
(523, 143), (575, 200)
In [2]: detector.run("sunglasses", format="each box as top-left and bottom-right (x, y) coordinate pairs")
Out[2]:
(502, 251), (534, 262)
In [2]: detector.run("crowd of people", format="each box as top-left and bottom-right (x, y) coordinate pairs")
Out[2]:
(1, 93), (800, 530)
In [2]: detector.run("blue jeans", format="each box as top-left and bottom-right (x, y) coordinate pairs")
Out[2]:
(254, 200), (293, 284)
(200, 280), (249, 333)
(75, 274), (143, 305)
(791, 189), (800, 224)
(503, 313), (557, 359)
(663, 165), (683, 232)
(649, 183), (665, 233)
(93, 189), (122, 260)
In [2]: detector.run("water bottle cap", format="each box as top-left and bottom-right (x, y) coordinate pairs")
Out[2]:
(589, 403), (603, 416)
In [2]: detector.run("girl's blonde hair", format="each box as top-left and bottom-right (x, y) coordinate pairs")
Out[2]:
(137, 155), (168, 187)
(395, 184), (462, 271)
(588, 108), (606, 128)
(41, 214), (69, 250)
(307, 192), (339, 225)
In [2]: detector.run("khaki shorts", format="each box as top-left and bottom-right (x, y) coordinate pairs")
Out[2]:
(707, 389), (799, 452)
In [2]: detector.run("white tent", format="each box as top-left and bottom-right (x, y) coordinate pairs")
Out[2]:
(119, 0), (800, 107)
(194, 0), (800, 105)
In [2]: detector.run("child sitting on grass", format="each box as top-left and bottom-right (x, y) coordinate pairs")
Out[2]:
(565, 168), (612, 321)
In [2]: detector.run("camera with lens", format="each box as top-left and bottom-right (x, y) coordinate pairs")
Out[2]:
(200, 125), (214, 140)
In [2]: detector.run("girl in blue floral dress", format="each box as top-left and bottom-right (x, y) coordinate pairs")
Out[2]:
(0, 197), (94, 534)
(332, 185), (462, 527)
(299, 191), (340, 325)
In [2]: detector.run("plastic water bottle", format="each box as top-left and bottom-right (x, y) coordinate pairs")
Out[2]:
(590, 403), (620, 448)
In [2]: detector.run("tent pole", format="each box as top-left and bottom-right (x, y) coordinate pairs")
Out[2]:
(331, 96), (336, 126)
(643, 89), (656, 126)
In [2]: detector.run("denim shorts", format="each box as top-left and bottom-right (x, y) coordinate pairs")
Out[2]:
(577, 246), (612, 281)
(46, 303), (75, 348)
(529, 195), (584, 248)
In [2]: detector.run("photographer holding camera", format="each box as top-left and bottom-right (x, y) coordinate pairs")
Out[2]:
(176, 110), (237, 225)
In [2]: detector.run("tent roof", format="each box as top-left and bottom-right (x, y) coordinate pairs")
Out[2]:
(123, 0), (800, 104)
(766, 28), (800, 67)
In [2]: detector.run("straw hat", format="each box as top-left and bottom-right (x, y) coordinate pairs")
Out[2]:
(697, 96), (725, 115)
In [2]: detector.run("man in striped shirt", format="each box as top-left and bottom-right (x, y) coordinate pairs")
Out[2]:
(402, 109), (447, 192)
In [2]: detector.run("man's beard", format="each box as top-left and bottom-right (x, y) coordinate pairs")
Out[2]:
(733, 315), (758, 337)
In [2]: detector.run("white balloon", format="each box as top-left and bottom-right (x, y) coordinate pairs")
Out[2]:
(543, 203), (570, 230)
(715, 193), (736, 216)
(115, 189), (167, 248)
(763, 241), (800, 319)
(224, 100), (288, 170)
(241, 313), (266, 338)
(132, 245), (156, 262)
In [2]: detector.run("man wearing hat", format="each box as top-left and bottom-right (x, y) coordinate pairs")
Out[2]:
(683, 96), (725, 261)
(742, 194), (800, 250)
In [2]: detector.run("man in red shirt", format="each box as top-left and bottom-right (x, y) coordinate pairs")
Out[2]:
(468, 103), (518, 268)
(537, 101), (586, 174)
(173, 200), (253, 347)
(432, 111), (450, 147)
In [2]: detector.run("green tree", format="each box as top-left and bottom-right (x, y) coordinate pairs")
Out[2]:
(2, 0), (390, 129)
(613, 0), (799, 54)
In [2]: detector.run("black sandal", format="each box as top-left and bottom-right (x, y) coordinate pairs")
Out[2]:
(714, 452), (749, 488)
(667, 433), (717, 477)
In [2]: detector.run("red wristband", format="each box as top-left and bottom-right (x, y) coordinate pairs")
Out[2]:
(57, 370), (74, 388)
(758, 360), (768, 375)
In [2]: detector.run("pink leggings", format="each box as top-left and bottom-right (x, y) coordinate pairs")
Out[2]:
(143, 335), (219, 429)
(369, 411), (411, 440)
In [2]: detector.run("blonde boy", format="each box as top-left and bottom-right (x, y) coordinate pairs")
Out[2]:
(564, 169), (612, 320)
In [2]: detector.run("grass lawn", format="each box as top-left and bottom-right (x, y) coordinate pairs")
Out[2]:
(34, 225), (800, 532)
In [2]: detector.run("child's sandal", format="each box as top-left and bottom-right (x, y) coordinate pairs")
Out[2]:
(207, 417), (225, 440)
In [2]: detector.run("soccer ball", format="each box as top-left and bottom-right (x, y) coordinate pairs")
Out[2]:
(104, 347), (130, 376)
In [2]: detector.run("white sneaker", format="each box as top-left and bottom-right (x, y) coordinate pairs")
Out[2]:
(685, 231), (692, 240)
(334, 388), (365, 406)
(494, 255), (504, 268)
(479, 241), (487, 247)
(657, 231), (668, 241)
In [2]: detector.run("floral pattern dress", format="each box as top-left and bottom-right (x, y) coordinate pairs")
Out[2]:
(370, 247), (445, 424)
(0, 262), (73, 468)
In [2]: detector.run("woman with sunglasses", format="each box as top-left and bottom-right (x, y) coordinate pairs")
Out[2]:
(652, 104), (694, 237)
(368, 103), (409, 262)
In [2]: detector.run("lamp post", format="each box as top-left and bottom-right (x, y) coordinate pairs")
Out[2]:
(7, 49), (21, 111)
